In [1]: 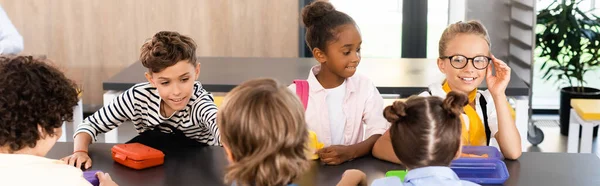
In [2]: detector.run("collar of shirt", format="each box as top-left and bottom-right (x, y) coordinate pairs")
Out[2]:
(404, 166), (460, 183)
(306, 64), (356, 93)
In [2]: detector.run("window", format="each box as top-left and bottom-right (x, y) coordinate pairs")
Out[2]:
(330, 0), (403, 58)
(427, 1), (450, 58)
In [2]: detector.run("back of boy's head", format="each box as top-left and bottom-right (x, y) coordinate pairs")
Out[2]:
(302, 0), (355, 53)
(0, 56), (79, 152)
(438, 20), (491, 56)
(140, 31), (197, 73)
(217, 78), (310, 186)
(384, 92), (469, 169)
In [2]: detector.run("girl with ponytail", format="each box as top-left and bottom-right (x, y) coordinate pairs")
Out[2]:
(338, 92), (480, 186)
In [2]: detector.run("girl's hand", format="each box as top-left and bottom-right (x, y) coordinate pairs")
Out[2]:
(486, 55), (511, 96)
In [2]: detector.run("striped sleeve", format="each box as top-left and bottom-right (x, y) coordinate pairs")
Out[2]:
(193, 92), (221, 146)
(74, 88), (136, 142)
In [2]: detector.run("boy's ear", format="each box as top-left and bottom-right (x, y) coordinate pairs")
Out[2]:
(37, 125), (45, 139)
(194, 63), (201, 80)
(36, 124), (61, 140)
(313, 48), (327, 64)
(145, 72), (155, 86)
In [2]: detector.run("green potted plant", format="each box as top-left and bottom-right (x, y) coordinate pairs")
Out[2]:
(536, 0), (600, 136)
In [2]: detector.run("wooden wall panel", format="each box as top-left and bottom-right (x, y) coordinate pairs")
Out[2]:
(0, 0), (299, 106)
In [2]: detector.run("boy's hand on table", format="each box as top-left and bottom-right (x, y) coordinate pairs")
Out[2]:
(61, 151), (92, 170)
(97, 171), (119, 186)
(337, 169), (367, 186)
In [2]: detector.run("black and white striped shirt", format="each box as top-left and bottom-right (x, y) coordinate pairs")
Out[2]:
(75, 82), (220, 146)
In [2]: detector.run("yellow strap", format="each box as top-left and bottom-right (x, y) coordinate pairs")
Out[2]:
(213, 96), (224, 108)
(508, 101), (516, 120)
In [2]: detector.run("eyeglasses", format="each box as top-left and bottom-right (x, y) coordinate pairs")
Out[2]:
(439, 55), (491, 70)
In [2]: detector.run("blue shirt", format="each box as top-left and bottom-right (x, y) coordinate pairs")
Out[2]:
(372, 166), (481, 186)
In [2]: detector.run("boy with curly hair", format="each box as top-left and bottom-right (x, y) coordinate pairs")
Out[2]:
(0, 56), (117, 186)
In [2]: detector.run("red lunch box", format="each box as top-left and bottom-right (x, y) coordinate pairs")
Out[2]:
(111, 143), (165, 170)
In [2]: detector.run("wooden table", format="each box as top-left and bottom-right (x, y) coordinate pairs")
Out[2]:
(47, 142), (600, 186)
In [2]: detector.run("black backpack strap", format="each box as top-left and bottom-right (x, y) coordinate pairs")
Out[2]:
(479, 95), (491, 146)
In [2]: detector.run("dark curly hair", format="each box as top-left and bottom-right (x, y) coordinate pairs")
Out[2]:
(0, 55), (79, 152)
(140, 31), (197, 73)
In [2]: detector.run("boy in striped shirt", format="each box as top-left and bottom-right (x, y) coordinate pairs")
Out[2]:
(62, 31), (220, 169)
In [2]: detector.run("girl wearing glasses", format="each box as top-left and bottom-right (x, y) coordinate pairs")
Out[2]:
(372, 21), (522, 164)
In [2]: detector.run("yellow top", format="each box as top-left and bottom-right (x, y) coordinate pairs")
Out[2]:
(308, 131), (324, 160)
(571, 99), (600, 120)
(214, 96), (224, 107)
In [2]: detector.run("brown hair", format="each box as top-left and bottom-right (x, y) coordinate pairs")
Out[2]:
(438, 20), (491, 56)
(140, 31), (197, 73)
(218, 78), (310, 186)
(301, 0), (356, 53)
(0, 56), (79, 152)
(384, 91), (468, 169)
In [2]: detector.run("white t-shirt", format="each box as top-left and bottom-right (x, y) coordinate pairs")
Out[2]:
(0, 153), (92, 186)
(326, 81), (347, 145)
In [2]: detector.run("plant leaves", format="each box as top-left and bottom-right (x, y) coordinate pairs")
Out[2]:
(581, 29), (595, 40)
(536, 0), (600, 91)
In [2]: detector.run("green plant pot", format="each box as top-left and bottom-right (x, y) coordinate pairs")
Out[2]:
(559, 87), (600, 137)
